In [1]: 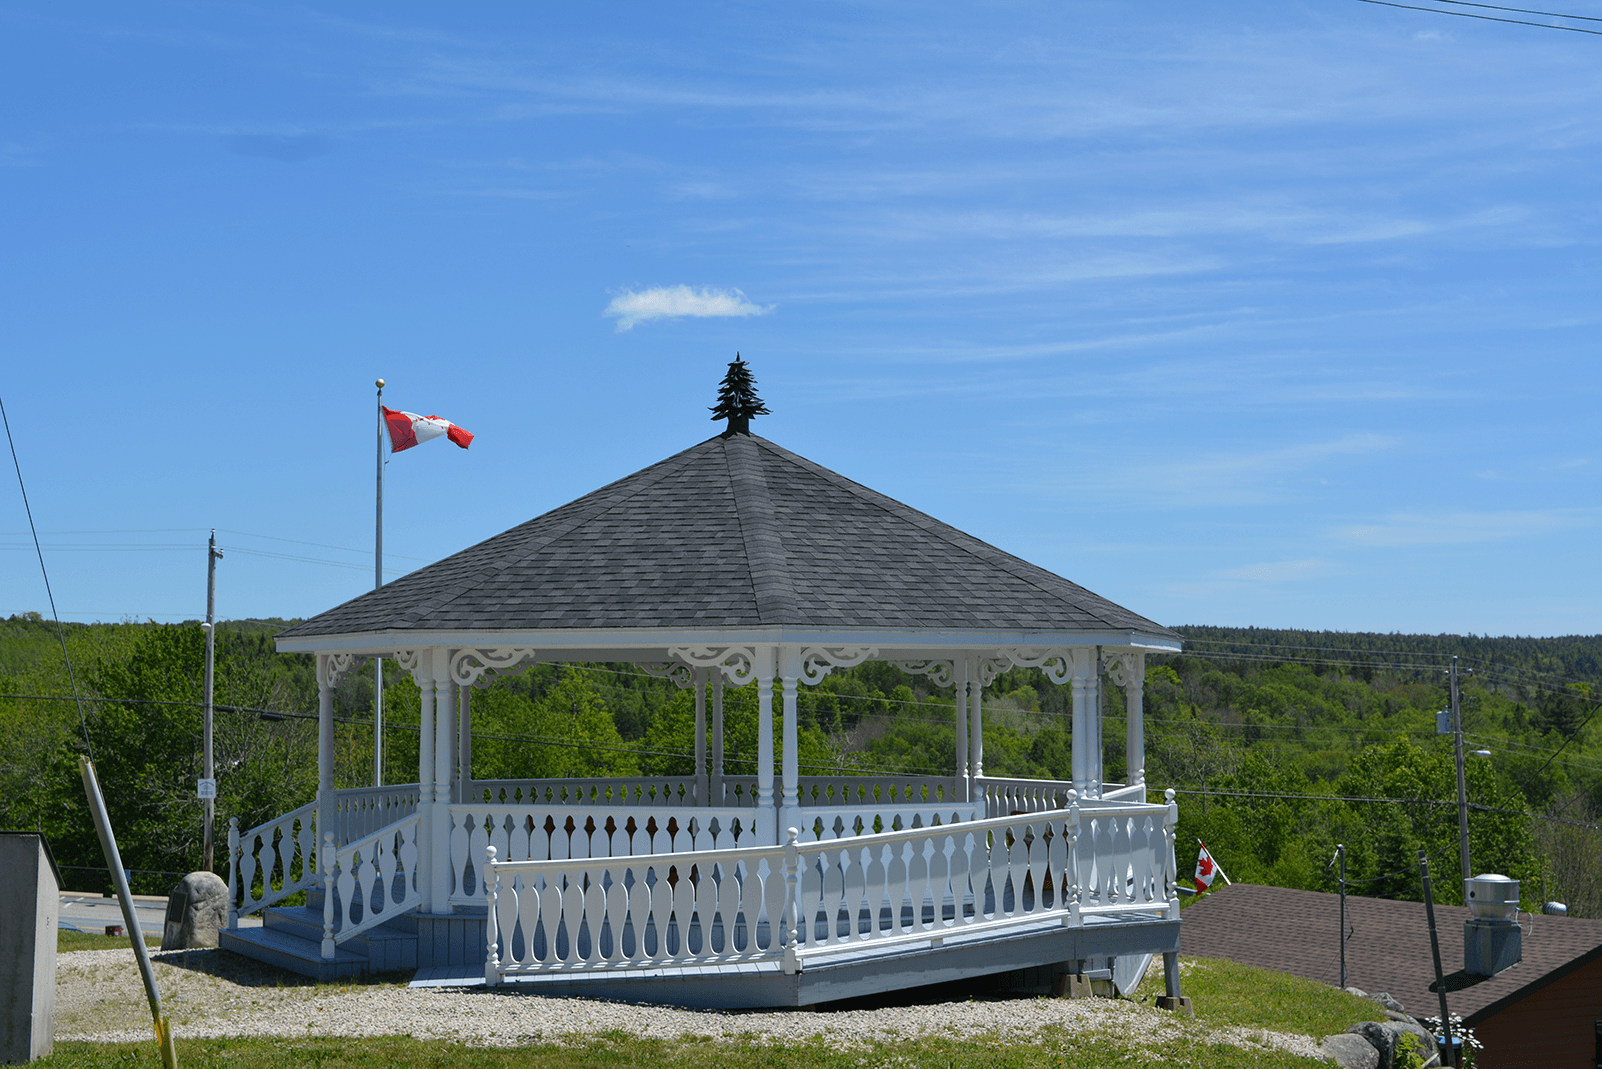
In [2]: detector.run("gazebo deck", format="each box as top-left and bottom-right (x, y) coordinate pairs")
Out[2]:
(224, 775), (1179, 1007)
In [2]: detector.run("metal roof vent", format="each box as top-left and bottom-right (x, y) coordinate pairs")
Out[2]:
(1464, 874), (1522, 976)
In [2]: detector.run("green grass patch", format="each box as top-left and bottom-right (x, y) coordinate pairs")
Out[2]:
(58, 929), (160, 952)
(39, 1032), (1330, 1069)
(1145, 956), (1387, 1038)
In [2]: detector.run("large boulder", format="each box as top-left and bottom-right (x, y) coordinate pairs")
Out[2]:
(1348, 1020), (1436, 1069)
(160, 871), (229, 950)
(1322, 1033), (1380, 1069)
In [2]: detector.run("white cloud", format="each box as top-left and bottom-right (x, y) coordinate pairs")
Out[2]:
(1332, 510), (1596, 548)
(602, 285), (774, 332)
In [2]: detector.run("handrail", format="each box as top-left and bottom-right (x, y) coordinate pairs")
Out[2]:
(321, 812), (423, 957)
(228, 801), (317, 924)
(483, 796), (1176, 982)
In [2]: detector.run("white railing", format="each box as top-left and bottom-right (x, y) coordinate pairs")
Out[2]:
(978, 776), (1074, 815)
(447, 803), (759, 905)
(795, 775), (961, 807)
(1098, 782), (1149, 803)
(321, 813), (423, 957)
(484, 796), (1176, 982)
(464, 777), (706, 807)
(795, 805), (979, 841)
(1073, 797), (1174, 917)
(327, 784), (422, 846)
(228, 803), (317, 923)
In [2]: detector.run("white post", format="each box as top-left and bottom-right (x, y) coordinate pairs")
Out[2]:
(458, 685), (472, 804)
(415, 650), (436, 912)
(1124, 652), (1146, 790)
(695, 668), (708, 804)
(780, 646), (801, 837)
(970, 662), (985, 815)
(1089, 649), (1103, 799)
(316, 657), (336, 861)
(432, 658), (455, 913)
(756, 646), (777, 844)
(954, 658), (970, 804)
(1070, 648), (1092, 797)
(711, 670), (725, 805)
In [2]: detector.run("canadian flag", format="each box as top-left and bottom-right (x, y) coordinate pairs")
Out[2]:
(383, 407), (474, 452)
(1195, 840), (1231, 892)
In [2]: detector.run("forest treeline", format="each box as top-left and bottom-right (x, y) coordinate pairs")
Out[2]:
(2, 613), (1598, 914)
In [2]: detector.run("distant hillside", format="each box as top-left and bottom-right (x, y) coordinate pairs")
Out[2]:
(1172, 625), (1602, 690)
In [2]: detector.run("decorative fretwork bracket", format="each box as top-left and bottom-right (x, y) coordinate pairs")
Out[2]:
(975, 656), (1013, 687)
(799, 646), (878, 684)
(640, 661), (696, 689)
(997, 646), (1076, 684)
(893, 659), (955, 688)
(450, 647), (538, 689)
(1103, 649), (1145, 689)
(316, 652), (365, 689)
(667, 645), (759, 685)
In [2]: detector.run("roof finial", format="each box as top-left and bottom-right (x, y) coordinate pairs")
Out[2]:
(709, 353), (770, 436)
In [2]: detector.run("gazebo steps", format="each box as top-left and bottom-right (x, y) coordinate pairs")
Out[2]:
(220, 902), (420, 980)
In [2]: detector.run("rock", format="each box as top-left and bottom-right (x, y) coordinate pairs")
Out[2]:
(1345, 986), (1369, 1000)
(1322, 1033), (1380, 1069)
(1384, 1010), (1415, 1024)
(1348, 1020), (1436, 1069)
(160, 871), (229, 950)
(1370, 992), (1409, 1015)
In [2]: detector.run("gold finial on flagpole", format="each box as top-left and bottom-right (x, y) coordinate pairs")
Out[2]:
(376, 378), (385, 389)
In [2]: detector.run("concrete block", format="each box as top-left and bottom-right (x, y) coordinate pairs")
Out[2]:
(161, 872), (229, 950)
(1155, 995), (1193, 1015)
(0, 832), (61, 1064)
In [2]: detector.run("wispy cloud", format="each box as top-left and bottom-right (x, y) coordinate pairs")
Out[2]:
(1333, 509), (1596, 547)
(602, 286), (774, 332)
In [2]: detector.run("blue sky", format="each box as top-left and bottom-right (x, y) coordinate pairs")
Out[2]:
(2, 2), (1597, 636)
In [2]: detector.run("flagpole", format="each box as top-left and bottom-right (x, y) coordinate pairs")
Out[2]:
(374, 378), (385, 788)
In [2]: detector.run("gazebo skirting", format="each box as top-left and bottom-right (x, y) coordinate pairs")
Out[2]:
(220, 778), (1181, 1007)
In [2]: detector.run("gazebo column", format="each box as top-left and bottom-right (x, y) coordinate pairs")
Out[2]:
(315, 656), (336, 864)
(710, 671), (725, 806)
(954, 658), (970, 804)
(414, 650), (436, 912)
(694, 668), (709, 804)
(1069, 648), (1090, 796)
(970, 665), (984, 814)
(755, 646), (776, 844)
(430, 655), (455, 914)
(779, 647), (802, 840)
(1088, 650), (1104, 799)
(457, 686), (472, 804)
(1126, 655), (1146, 789)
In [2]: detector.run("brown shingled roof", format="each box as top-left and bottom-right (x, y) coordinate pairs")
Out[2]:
(1180, 883), (1602, 1026)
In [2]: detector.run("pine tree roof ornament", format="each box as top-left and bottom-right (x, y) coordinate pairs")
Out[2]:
(709, 354), (770, 436)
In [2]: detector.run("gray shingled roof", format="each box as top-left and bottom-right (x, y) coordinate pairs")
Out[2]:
(278, 432), (1177, 640)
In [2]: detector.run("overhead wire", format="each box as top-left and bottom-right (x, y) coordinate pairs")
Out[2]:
(1, 394), (93, 762)
(1354, 0), (1602, 33)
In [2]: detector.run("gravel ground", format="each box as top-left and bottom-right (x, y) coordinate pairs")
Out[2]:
(55, 948), (1327, 1060)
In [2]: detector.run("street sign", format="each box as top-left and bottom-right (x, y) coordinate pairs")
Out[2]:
(196, 778), (216, 799)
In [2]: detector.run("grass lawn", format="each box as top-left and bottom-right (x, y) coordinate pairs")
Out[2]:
(58, 929), (160, 952)
(39, 956), (1384, 1069)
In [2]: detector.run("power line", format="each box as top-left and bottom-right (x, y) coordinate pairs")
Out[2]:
(1355, 0), (1602, 33)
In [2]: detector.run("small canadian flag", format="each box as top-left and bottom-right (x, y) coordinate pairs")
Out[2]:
(1195, 840), (1231, 892)
(383, 406), (474, 452)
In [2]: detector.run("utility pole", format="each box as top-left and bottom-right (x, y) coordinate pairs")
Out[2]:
(374, 378), (386, 787)
(1328, 843), (1347, 990)
(1452, 657), (1471, 883)
(202, 528), (223, 871)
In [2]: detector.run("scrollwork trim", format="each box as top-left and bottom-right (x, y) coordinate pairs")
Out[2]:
(450, 647), (538, 689)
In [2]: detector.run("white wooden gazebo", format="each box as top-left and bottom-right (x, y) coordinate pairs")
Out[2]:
(222, 411), (1187, 1008)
